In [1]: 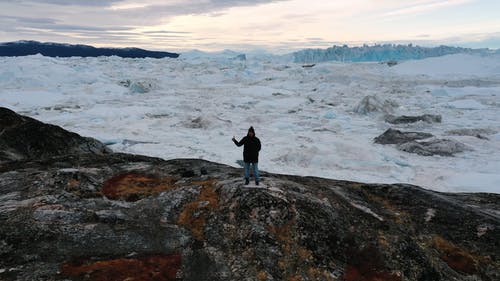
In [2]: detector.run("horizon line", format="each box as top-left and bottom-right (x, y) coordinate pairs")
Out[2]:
(2, 39), (499, 54)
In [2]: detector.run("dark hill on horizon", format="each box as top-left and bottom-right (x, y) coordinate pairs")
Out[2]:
(0, 40), (179, 59)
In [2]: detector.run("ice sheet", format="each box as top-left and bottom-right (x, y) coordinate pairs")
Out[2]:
(1, 53), (499, 193)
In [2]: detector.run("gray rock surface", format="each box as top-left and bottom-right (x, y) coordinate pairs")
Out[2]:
(385, 114), (442, 124)
(375, 128), (469, 156)
(446, 128), (497, 140)
(1, 109), (499, 281)
(397, 138), (470, 156)
(353, 96), (397, 115)
(374, 128), (434, 145)
(0, 107), (111, 163)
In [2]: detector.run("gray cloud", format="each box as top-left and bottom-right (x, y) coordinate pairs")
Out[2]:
(103, 0), (287, 23)
(46, 24), (130, 31)
(0, 15), (130, 32)
(1, 0), (286, 42)
(8, 0), (285, 9)
(2, 15), (57, 24)
(5, 0), (121, 6)
(4, 0), (498, 51)
(141, 30), (191, 34)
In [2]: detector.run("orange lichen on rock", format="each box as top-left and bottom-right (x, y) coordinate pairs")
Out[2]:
(377, 232), (390, 249)
(432, 236), (484, 275)
(343, 266), (401, 281)
(60, 254), (181, 281)
(297, 247), (313, 261)
(287, 274), (302, 281)
(102, 172), (177, 201)
(268, 221), (294, 245)
(364, 193), (408, 224)
(191, 179), (219, 209)
(67, 179), (80, 188)
(177, 179), (219, 240)
(342, 246), (401, 281)
(257, 270), (268, 281)
(66, 177), (103, 198)
(306, 267), (337, 281)
(268, 220), (319, 280)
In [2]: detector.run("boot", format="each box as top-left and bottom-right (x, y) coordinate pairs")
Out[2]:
(245, 178), (249, 185)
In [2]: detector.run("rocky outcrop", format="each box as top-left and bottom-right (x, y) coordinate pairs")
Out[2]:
(398, 138), (470, 156)
(384, 114), (442, 124)
(353, 96), (397, 115)
(446, 128), (497, 140)
(374, 128), (433, 145)
(386, 60), (398, 67)
(0, 107), (111, 163)
(374, 128), (470, 156)
(1, 109), (499, 281)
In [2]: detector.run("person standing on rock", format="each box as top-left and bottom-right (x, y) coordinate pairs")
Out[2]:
(232, 126), (261, 185)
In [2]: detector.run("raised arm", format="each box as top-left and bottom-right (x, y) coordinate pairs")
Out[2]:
(232, 136), (245, 147)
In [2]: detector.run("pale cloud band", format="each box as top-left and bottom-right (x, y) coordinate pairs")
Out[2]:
(381, 0), (476, 18)
(1, 0), (499, 51)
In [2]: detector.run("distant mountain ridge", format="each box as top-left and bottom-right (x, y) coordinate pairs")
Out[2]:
(293, 44), (499, 63)
(0, 40), (179, 58)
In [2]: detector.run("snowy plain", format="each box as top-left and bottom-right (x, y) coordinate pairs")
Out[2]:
(1, 53), (499, 193)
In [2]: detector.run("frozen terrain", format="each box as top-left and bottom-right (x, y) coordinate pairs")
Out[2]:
(1, 53), (499, 193)
(292, 44), (497, 63)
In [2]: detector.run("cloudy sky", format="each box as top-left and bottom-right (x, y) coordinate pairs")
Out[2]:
(1, 0), (499, 52)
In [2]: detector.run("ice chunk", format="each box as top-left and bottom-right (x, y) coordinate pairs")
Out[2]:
(431, 89), (449, 97)
(353, 96), (396, 115)
(445, 99), (486, 110)
(382, 155), (410, 167)
(323, 111), (336, 119)
(119, 79), (156, 94)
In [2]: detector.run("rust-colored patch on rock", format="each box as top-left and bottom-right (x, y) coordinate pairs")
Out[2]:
(66, 178), (102, 198)
(268, 221), (295, 247)
(68, 179), (80, 189)
(268, 220), (324, 281)
(364, 192), (408, 224)
(343, 266), (401, 281)
(287, 274), (302, 281)
(342, 246), (401, 281)
(257, 270), (268, 281)
(177, 179), (219, 240)
(307, 267), (337, 281)
(377, 233), (389, 249)
(60, 254), (181, 281)
(102, 172), (177, 201)
(432, 236), (483, 275)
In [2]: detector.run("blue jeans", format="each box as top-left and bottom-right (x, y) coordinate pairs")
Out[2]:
(244, 162), (260, 182)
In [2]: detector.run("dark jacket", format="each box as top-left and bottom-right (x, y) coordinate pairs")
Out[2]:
(233, 136), (261, 163)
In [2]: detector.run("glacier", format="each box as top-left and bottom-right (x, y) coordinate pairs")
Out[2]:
(0, 52), (499, 193)
(292, 44), (499, 63)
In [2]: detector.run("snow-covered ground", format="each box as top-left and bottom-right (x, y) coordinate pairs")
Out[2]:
(1, 53), (499, 193)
